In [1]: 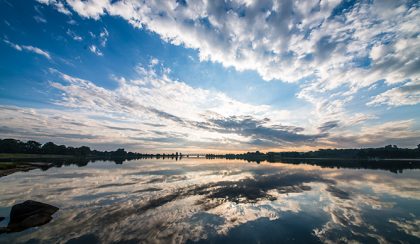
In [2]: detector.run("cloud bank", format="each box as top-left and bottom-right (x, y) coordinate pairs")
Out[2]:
(1, 61), (418, 152)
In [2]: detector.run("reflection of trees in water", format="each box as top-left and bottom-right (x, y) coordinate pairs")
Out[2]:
(8, 156), (420, 174)
(205, 149), (420, 173)
(235, 158), (419, 173)
(269, 158), (420, 173)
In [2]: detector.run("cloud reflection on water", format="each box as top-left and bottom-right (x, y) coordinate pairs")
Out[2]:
(0, 159), (419, 243)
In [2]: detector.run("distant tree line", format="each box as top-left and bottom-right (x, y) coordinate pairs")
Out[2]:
(0, 138), (146, 159)
(0, 138), (188, 160)
(2, 138), (419, 161)
(206, 144), (420, 161)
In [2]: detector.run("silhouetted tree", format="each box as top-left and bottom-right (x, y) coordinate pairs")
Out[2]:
(113, 148), (127, 157)
(25, 140), (41, 153)
(41, 142), (60, 154)
(77, 146), (91, 156)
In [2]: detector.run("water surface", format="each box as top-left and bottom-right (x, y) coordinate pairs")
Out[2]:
(0, 159), (419, 243)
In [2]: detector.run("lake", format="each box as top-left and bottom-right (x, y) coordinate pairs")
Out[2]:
(0, 158), (419, 243)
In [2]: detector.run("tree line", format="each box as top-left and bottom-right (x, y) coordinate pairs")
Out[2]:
(206, 144), (420, 161)
(0, 138), (142, 158)
(2, 138), (419, 161)
(0, 138), (188, 160)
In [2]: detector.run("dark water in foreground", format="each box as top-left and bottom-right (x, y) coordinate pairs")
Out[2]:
(0, 159), (419, 243)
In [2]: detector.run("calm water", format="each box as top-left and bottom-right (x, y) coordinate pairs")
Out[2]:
(0, 159), (419, 243)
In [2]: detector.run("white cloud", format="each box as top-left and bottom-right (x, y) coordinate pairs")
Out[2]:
(4, 1), (420, 150)
(39, 0), (419, 86)
(368, 80), (420, 107)
(89, 44), (103, 56)
(36, 0), (71, 15)
(48, 64), (292, 127)
(0, 63), (321, 151)
(66, 29), (83, 41)
(36, 0), (420, 139)
(3, 39), (51, 59)
(1, 62), (417, 151)
(99, 27), (109, 47)
(150, 57), (159, 66)
(326, 120), (420, 148)
(65, 0), (106, 19)
(34, 15), (47, 23)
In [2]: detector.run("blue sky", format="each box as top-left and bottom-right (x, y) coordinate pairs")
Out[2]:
(0, 0), (419, 152)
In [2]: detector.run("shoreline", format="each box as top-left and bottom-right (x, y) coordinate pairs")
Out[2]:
(1, 153), (419, 161)
(1, 154), (420, 178)
(0, 163), (38, 178)
(279, 157), (420, 162)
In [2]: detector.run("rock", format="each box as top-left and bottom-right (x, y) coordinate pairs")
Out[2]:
(2, 200), (59, 233)
(0, 227), (7, 234)
(0, 217), (6, 234)
(66, 233), (100, 244)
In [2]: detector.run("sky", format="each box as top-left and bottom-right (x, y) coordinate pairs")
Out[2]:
(0, 0), (419, 153)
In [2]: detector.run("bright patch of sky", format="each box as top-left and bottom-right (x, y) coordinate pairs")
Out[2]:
(0, 0), (419, 152)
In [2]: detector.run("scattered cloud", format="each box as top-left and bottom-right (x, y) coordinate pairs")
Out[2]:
(36, 0), (71, 15)
(3, 39), (51, 59)
(88, 44), (103, 56)
(66, 29), (83, 41)
(318, 121), (340, 133)
(368, 80), (420, 107)
(34, 15), (47, 23)
(99, 27), (108, 47)
(196, 116), (325, 146)
(44, 64), (306, 150)
(39, 1), (419, 86)
(1, 60), (418, 151)
(2, 1), (419, 151)
(0, 60), (322, 151)
(328, 120), (420, 148)
(36, 0), (419, 138)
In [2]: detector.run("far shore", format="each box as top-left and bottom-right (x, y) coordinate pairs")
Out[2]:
(1, 153), (420, 163)
(1, 153), (420, 179)
(278, 157), (420, 162)
(0, 153), (142, 162)
(0, 153), (75, 160)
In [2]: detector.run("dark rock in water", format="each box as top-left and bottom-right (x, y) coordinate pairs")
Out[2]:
(1, 200), (59, 234)
(0, 227), (7, 234)
(66, 233), (100, 244)
(0, 217), (6, 235)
